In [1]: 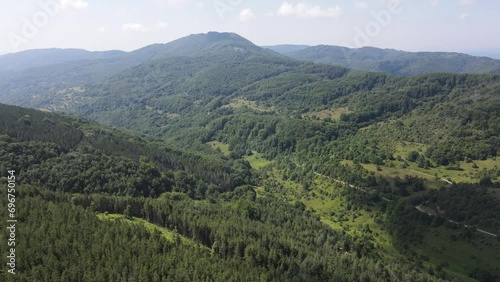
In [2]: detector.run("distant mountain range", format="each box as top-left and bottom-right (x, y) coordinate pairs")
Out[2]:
(265, 45), (500, 76)
(0, 48), (125, 72)
(261, 44), (310, 55)
(1, 32), (499, 119)
(465, 48), (500, 60)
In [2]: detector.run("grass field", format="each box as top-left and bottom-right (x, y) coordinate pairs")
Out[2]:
(96, 213), (204, 248)
(305, 174), (401, 259)
(206, 141), (230, 156)
(206, 141), (272, 170)
(222, 99), (274, 112)
(243, 151), (272, 170)
(263, 165), (500, 280)
(394, 141), (429, 159)
(342, 141), (500, 188)
(394, 141), (500, 183)
(264, 169), (402, 260)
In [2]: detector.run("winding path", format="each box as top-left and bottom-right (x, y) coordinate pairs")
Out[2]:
(415, 206), (498, 238)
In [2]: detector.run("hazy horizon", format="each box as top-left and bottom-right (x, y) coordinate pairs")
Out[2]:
(1, 33), (499, 60)
(1, 0), (499, 56)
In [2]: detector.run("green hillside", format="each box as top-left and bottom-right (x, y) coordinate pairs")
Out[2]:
(271, 45), (500, 76)
(1, 32), (500, 281)
(0, 102), (452, 281)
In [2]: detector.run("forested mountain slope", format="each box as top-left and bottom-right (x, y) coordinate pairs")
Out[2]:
(0, 102), (455, 281)
(18, 32), (496, 170)
(0, 103), (244, 194)
(267, 44), (500, 76)
(0, 32), (291, 107)
(262, 44), (310, 54)
(1, 32), (500, 281)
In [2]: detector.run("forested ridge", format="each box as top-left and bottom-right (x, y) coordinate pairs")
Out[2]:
(1, 32), (500, 281)
(266, 44), (500, 76)
(0, 103), (449, 281)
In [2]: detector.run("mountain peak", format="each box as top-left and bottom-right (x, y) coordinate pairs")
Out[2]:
(130, 32), (266, 60)
(199, 31), (248, 42)
(172, 31), (256, 50)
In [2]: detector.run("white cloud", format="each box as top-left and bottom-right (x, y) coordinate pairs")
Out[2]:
(277, 2), (342, 19)
(122, 23), (150, 32)
(156, 21), (169, 29)
(239, 8), (255, 22)
(97, 26), (106, 33)
(458, 0), (476, 5)
(459, 13), (469, 19)
(59, 0), (89, 9)
(355, 1), (369, 9)
(430, 0), (439, 6)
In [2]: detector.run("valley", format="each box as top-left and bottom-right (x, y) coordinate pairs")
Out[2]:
(1, 32), (499, 281)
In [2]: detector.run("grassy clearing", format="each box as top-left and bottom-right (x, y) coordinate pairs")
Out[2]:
(166, 113), (180, 119)
(206, 141), (230, 156)
(265, 167), (500, 278)
(244, 151), (272, 170)
(304, 174), (401, 259)
(96, 213), (203, 249)
(302, 107), (349, 121)
(206, 141), (271, 169)
(394, 141), (428, 158)
(264, 169), (401, 260)
(222, 99), (274, 112)
(342, 141), (500, 187)
(394, 141), (500, 183)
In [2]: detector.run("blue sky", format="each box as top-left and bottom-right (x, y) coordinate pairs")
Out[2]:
(0, 0), (498, 55)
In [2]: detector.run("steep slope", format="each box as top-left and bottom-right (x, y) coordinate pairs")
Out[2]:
(271, 44), (500, 75)
(2, 33), (499, 168)
(2, 33), (500, 280)
(4, 32), (498, 169)
(1, 103), (453, 282)
(0, 103), (242, 193)
(0, 32), (294, 109)
(0, 33), (297, 130)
